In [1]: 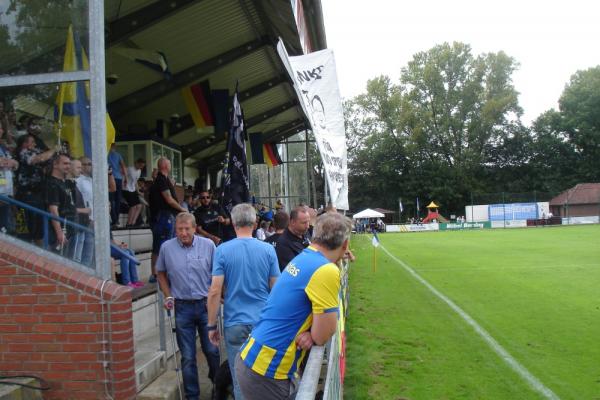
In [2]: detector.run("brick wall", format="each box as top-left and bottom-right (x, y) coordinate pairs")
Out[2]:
(0, 240), (136, 400)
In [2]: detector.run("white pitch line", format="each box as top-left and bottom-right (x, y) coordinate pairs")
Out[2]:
(378, 244), (561, 400)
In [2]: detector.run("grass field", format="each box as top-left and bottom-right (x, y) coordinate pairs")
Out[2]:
(344, 225), (600, 400)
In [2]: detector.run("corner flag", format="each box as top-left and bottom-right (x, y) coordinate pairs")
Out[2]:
(371, 231), (380, 247)
(55, 25), (115, 158)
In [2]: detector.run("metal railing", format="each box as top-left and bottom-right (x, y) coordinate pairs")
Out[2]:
(0, 194), (138, 267)
(296, 259), (349, 400)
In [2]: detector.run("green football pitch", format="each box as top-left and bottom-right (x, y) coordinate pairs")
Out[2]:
(344, 225), (600, 400)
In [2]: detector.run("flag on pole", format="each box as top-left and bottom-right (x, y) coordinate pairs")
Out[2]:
(263, 143), (283, 167)
(399, 198), (404, 213)
(371, 231), (380, 247)
(55, 25), (115, 158)
(220, 83), (249, 213)
(416, 197), (420, 211)
(181, 81), (214, 128)
(248, 134), (282, 167)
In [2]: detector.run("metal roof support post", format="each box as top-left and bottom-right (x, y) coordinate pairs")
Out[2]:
(89, 0), (111, 280)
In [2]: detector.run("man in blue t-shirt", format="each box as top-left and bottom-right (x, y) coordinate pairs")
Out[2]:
(207, 203), (280, 400)
(236, 212), (351, 400)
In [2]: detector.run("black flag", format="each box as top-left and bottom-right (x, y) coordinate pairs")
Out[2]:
(220, 84), (250, 213)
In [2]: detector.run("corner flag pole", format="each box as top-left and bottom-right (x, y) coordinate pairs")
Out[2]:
(371, 232), (380, 272)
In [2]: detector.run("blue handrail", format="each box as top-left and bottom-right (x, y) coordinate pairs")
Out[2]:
(0, 194), (138, 265)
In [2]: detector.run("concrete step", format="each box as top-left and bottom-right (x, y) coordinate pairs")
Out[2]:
(133, 293), (178, 392)
(112, 228), (152, 253)
(136, 371), (181, 400)
(133, 292), (160, 339)
(0, 377), (43, 400)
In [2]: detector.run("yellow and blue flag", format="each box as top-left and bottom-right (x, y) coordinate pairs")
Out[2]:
(55, 25), (115, 158)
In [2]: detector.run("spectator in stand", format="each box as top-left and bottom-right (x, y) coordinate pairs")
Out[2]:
(123, 158), (146, 228)
(264, 211), (289, 249)
(236, 212), (352, 400)
(307, 207), (317, 238)
(46, 154), (76, 255)
(4, 109), (18, 150)
(156, 212), (220, 399)
(274, 206), (310, 271)
(148, 157), (186, 283)
(25, 117), (48, 151)
(76, 157), (94, 266)
(14, 135), (59, 242)
(255, 220), (269, 241)
(181, 192), (194, 213)
(137, 177), (150, 226)
(0, 124), (18, 232)
(111, 232), (144, 288)
(107, 143), (127, 227)
(0, 105), (15, 151)
(67, 159), (92, 264)
(266, 222), (275, 238)
(207, 203), (280, 400)
(193, 190), (231, 246)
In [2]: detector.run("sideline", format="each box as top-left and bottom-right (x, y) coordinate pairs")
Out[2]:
(378, 243), (561, 400)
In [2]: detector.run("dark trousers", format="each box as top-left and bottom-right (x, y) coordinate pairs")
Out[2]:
(110, 179), (123, 225)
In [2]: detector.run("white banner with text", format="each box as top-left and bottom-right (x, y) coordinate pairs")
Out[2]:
(277, 40), (349, 210)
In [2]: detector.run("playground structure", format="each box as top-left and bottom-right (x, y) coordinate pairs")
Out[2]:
(422, 201), (449, 223)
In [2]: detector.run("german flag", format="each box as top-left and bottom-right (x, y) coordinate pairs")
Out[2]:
(181, 81), (214, 128)
(263, 143), (283, 167)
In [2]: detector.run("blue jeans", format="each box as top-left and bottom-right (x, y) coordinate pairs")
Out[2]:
(175, 300), (221, 400)
(70, 230), (94, 267)
(111, 247), (139, 284)
(224, 324), (252, 400)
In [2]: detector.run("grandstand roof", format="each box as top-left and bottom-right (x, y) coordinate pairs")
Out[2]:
(6, 0), (327, 169)
(549, 183), (600, 206)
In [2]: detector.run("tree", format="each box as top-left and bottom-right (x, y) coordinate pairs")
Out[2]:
(345, 43), (524, 216)
(557, 66), (600, 181)
(528, 110), (579, 193)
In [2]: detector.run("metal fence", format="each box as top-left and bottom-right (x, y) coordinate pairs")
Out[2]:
(296, 259), (349, 400)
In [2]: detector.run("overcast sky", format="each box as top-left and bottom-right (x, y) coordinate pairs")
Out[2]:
(321, 0), (600, 124)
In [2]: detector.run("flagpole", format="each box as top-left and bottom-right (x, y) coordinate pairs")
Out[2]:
(372, 244), (375, 273)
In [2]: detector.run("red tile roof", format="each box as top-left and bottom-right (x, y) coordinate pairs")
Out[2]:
(549, 183), (600, 206)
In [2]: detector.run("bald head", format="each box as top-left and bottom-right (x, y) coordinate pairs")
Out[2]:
(70, 159), (82, 178)
(157, 157), (171, 174)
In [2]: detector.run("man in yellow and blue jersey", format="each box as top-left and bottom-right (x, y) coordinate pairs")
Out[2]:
(235, 212), (352, 400)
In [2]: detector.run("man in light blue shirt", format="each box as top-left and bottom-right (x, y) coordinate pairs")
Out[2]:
(156, 212), (220, 400)
(207, 203), (280, 400)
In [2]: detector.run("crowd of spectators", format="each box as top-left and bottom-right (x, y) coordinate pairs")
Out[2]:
(155, 202), (352, 399)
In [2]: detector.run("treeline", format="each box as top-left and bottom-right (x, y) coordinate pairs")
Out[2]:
(344, 42), (600, 216)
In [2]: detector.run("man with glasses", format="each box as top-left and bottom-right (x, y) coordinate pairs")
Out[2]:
(193, 190), (231, 245)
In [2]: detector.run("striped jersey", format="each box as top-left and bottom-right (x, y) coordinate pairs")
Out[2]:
(239, 246), (340, 379)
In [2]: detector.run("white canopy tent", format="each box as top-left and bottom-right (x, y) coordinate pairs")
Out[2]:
(352, 208), (385, 219)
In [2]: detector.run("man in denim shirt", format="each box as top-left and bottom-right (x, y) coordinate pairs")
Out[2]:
(156, 212), (220, 400)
